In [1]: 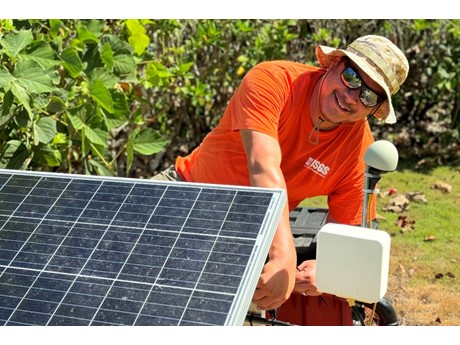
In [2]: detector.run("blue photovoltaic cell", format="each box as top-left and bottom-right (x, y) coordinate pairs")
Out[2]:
(0, 169), (285, 326)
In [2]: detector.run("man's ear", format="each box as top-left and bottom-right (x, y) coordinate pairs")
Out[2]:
(331, 56), (343, 68)
(369, 103), (385, 121)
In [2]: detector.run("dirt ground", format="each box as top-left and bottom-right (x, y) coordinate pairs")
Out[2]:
(386, 263), (460, 326)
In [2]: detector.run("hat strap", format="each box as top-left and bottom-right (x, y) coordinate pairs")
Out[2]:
(349, 41), (400, 93)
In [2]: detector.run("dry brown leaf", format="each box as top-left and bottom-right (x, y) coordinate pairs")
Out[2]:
(406, 191), (428, 203)
(395, 215), (416, 232)
(408, 268), (415, 277)
(397, 264), (414, 282)
(384, 194), (410, 213)
(392, 194), (410, 206)
(383, 205), (404, 213)
(398, 264), (408, 277)
(417, 158), (426, 167)
(433, 181), (452, 193)
(446, 272), (455, 279)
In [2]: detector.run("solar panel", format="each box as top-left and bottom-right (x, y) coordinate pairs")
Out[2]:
(0, 169), (285, 326)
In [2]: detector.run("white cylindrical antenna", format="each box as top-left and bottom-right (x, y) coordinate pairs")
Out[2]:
(361, 140), (399, 227)
(363, 140), (399, 172)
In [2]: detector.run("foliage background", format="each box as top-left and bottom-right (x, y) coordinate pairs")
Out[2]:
(0, 19), (459, 177)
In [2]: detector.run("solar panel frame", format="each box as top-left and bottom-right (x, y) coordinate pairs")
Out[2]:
(0, 168), (286, 326)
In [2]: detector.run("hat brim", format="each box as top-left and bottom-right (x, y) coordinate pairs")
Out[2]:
(316, 45), (396, 124)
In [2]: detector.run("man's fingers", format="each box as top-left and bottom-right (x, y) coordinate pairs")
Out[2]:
(252, 288), (265, 302)
(252, 297), (283, 311)
(252, 289), (283, 310)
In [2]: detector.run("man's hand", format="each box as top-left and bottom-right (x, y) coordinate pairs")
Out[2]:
(252, 258), (296, 310)
(293, 259), (322, 296)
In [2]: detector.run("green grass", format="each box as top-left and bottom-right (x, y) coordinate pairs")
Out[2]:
(377, 165), (460, 290)
(378, 163), (460, 325)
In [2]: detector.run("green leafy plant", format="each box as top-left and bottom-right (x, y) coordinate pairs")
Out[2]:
(0, 19), (167, 176)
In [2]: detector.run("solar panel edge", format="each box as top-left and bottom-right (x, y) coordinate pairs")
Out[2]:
(0, 168), (286, 196)
(223, 189), (287, 326)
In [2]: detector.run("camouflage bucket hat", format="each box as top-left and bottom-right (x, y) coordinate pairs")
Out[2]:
(316, 35), (409, 124)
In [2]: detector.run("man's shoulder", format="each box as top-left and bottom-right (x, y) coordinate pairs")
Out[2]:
(254, 60), (319, 73)
(245, 60), (321, 87)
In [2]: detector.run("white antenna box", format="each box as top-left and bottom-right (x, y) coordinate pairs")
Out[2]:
(315, 223), (391, 303)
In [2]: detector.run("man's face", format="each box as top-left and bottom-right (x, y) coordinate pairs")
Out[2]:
(319, 58), (386, 124)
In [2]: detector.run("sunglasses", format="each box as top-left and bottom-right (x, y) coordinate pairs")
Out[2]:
(341, 66), (384, 107)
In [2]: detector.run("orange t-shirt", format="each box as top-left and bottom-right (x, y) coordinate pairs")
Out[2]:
(176, 61), (375, 225)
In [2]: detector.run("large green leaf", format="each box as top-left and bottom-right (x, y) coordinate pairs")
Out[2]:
(47, 95), (66, 114)
(31, 144), (62, 167)
(0, 30), (34, 58)
(126, 19), (150, 56)
(99, 34), (133, 55)
(49, 19), (63, 39)
(13, 60), (56, 93)
(84, 125), (108, 146)
(22, 41), (60, 70)
(100, 42), (114, 70)
(61, 47), (83, 78)
(0, 90), (14, 115)
(146, 61), (174, 87)
(113, 54), (136, 75)
(125, 139), (134, 173)
(81, 20), (105, 39)
(89, 159), (116, 176)
(34, 116), (57, 144)
(9, 83), (32, 115)
(13, 108), (33, 128)
(97, 34), (135, 75)
(111, 90), (129, 117)
(103, 90), (129, 130)
(32, 93), (51, 110)
(0, 91), (15, 129)
(82, 44), (104, 74)
(76, 26), (99, 44)
(88, 68), (118, 89)
(52, 133), (67, 145)
(67, 112), (84, 130)
(90, 79), (114, 113)
(0, 140), (30, 169)
(104, 113), (128, 130)
(0, 67), (15, 88)
(133, 128), (168, 155)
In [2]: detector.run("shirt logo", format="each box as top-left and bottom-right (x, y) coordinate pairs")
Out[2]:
(304, 157), (330, 177)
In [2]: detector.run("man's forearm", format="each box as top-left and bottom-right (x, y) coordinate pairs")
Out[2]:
(269, 204), (296, 267)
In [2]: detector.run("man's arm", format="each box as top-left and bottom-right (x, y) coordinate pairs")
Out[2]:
(240, 129), (297, 310)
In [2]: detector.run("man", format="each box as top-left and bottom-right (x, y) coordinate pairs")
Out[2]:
(153, 35), (409, 313)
